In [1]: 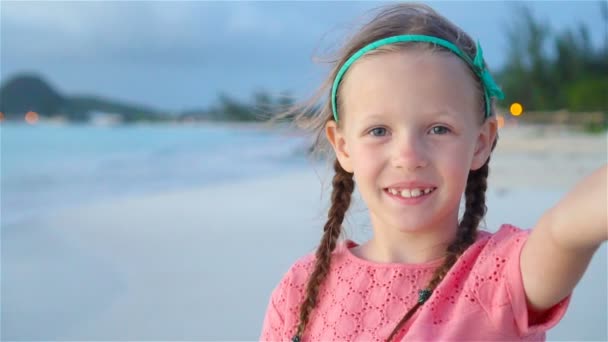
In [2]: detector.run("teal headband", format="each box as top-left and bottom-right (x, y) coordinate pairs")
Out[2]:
(331, 34), (505, 121)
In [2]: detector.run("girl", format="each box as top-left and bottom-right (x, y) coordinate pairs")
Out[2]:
(260, 3), (607, 341)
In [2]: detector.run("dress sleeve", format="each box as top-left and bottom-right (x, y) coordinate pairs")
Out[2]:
(476, 224), (571, 338)
(260, 281), (287, 341)
(260, 252), (316, 341)
(503, 225), (571, 336)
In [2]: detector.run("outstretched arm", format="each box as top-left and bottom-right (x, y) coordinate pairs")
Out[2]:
(521, 164), (607, 311)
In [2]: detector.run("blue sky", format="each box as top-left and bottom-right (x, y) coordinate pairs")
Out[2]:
(1, 1), (605, 112)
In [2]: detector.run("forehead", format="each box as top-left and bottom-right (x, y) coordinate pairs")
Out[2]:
(338, 49), (481, 124)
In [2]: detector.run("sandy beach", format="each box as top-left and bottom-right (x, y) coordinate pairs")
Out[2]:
(2, 125), (607, 341)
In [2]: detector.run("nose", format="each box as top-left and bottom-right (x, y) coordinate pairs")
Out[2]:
(391, 133), (429, 171)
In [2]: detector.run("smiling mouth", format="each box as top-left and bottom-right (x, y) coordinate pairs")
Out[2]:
(384, 187), (437, 199)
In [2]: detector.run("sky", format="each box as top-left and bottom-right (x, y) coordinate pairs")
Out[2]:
(1, 1), (605, 113)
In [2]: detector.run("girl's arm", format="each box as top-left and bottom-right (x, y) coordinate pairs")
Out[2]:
(520, 164), (607, 311)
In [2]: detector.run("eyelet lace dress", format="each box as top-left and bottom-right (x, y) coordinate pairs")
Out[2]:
(260, 224), (570, 341)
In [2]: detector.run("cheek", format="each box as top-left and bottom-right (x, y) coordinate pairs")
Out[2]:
(351, 143), (384, 179)
(435, 140), (477, 176)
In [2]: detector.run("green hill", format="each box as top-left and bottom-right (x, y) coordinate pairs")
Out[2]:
(0, 73), (168, 122)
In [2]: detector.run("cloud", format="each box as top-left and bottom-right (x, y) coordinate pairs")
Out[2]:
(2, 2), (202, 62)
(225, 2), (284, 37)
(0, 2), (373, 67)
(2, 1), (604, 110)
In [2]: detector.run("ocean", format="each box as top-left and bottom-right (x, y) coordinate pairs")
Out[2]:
(1, 122), (309, 226)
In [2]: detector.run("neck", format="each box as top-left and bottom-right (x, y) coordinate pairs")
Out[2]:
(357, 213), (459, 264)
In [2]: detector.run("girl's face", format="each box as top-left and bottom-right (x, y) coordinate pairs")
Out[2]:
(326, 49), (497, 236)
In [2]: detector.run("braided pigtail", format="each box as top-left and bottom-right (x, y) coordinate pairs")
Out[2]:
(291, 159), (355, 342)
(386, 155), (492, 341)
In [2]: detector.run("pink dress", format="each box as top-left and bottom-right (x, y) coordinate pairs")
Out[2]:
(260, 224), (570, 341)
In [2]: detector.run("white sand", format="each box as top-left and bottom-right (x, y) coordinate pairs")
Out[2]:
(491, 125), (607, 190)
(3, 125), (607, 340)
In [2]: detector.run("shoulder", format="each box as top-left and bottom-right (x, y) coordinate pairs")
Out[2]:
(261, 251), (317, 340)
(262, 246), (347, 337)
(271, 241), (354, 303)
(447, 224), (531, 294)
(463, 224), (531, 286)
(484, 224), (530, 252)
(270, 249), (318, 303)
(465, 224), (570, 337)
(281, 251), (317, 288)
(471, 224), (530, 259)
(276, 241), (354, 287)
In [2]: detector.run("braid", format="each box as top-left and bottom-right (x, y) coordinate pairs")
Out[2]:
(291, 159), (355, 342)
(386, 156), (491, 341)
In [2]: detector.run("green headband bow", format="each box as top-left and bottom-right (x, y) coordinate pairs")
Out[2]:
(331, 34), (505, 121)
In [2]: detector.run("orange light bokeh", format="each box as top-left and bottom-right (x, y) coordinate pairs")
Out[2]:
(0, 112), (4, 122)
(497, 114), (505, 129)
(510, 103), (523, 116)
(25, 111), (39, 124)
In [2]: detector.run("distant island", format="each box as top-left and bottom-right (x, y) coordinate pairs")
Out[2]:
(0, 73), (293, 124)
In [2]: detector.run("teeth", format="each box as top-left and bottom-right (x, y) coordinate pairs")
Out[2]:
(388, 187), (434, 198)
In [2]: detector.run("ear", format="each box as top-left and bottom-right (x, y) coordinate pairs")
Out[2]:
(471, 117), (498, 171)
(325, 120), (354, 173)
